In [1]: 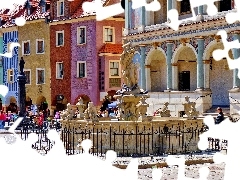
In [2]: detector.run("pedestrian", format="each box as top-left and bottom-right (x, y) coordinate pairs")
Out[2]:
(38, 112), (44, 129)
(0, 111), (7, 128)
(215, 107), (224, 124)
(0, 111), (4, 129)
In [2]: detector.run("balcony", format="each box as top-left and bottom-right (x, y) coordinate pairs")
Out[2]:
(124, 9), (237, 36)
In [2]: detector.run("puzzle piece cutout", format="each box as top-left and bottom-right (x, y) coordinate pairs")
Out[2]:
(82, 0), (124, 21)
(83, 0), (161, 21)
(0, 84), (9, 97)
(198, 116), (240, 180)
(225, 0), (240, 24)
(0, 42), (21, 58)
(212, 30), (240, 79)
(166, 0), (220, 31)
(163, 155), (209, 180)
(0, 0), (26, 10)
(131, 0), (161, 12)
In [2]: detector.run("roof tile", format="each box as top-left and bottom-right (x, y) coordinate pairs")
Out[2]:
(99, 43), (123, 54)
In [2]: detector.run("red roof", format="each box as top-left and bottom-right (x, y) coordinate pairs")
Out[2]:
(71, 0), (109, 19)
(1, 0), (50, 28)
(99, 44), (123, 54)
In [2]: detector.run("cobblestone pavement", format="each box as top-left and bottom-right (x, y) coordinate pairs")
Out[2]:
(137, 163), (225, 180)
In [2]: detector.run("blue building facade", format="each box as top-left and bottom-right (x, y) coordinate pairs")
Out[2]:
(0, 35), (3, 109)
(3, 31), (19, 107)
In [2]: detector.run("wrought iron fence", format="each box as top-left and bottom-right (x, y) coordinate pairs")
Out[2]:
(19, 129), (55, 155)
(14, 126), (228, 156)
(60, 125), (228, 157)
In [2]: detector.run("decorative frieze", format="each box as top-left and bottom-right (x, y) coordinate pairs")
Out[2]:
(152, 42), (160, 49)
(180, 38), (190, 46)
(127, 22), (240, 45)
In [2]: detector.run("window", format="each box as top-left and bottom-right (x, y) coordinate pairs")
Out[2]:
(7, 69), (14, 83)
(36, 68), (45, 84)
(24, 69), (31, 85)
(104, 27), (114, 43)
(109, 61), (120, 77)
(56, 31), (64, 46)
(22, 41), (30, 55)
(77, 27), (86, 45)
(180, 0), (191, 14)
(36, 39), (44, 54)
(220, 0), (232, 12)
(77, 61), (87, 78)
(57, 0), (64, 16)
(179, 71), (190, 91)
(56, 62), (64, 79)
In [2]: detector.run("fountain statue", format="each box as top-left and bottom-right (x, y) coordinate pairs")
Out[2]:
(155, 102), (171, 117)
(182, 96), (199, 119)
(114, 42), (149, 121)
(84, 102), (98, 122)
(76, 97), (86, 118)
(60, 103), (74, 120)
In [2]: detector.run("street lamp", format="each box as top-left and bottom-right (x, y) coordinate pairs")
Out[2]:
(17, 57), (26, 117)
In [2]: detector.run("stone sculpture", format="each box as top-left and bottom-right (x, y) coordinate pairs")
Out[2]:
(182, 96), (199, 119)
(155, 102), (171, 117)
(114, 42), (150, 121)
(59, 103), (74, 120)
(84, 102), (98, 121)
(120, 43), (146, 93)
(76, 97), (86, 117)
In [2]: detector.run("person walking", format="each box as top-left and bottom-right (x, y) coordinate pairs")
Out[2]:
(38, 112), (44, 129)
(0, 111), (4, 129)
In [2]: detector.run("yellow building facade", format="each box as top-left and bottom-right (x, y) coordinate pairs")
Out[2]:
(18, 20), (51, 109)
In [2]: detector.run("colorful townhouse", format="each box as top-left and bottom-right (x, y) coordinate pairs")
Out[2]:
(123, 0), (239, 116)
(0, 0), (51, 113)
(17, 0), (51, 112)
(0, 8), (20, 112)
(50, 0), (124, 112)
(49, 0), (75, 112)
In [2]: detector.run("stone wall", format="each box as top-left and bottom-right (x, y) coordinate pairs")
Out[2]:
(146, 91), (212, 117)
(60, 118), (204, 156)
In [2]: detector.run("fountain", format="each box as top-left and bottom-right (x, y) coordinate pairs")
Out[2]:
(114, 43), (150, 121)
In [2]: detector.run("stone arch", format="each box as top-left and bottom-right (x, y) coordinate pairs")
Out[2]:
(9, 96), (17, 104)
(36, 96), (47, 106)
(203, 40), (218, 60)
(5, 96), (17, 106)
(145, 47), (167, 92)
(172, 44), (198, 91)
(74, 94), (91, 106)
(203, 40), (233, 106)
(26, 96), (32, 107)
(145, 46), (167, 65)
(172, 43), (198, 63)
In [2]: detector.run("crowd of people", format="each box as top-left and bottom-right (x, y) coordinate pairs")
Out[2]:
(0, 110), (18, 129)
(0, 106), (62, 130)
(97, 97), (119, 118)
